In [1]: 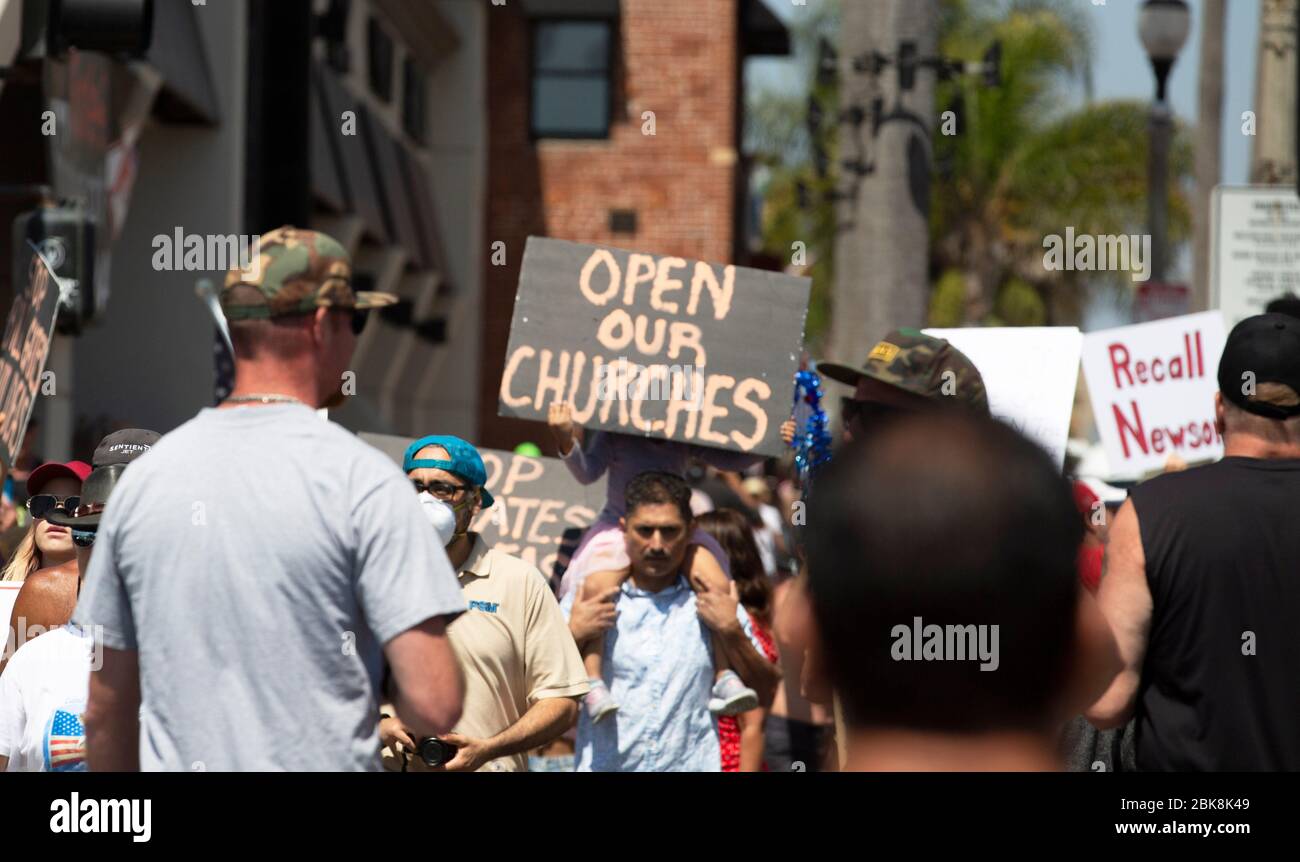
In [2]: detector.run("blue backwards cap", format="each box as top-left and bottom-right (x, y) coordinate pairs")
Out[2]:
(403, 435), (494, 509)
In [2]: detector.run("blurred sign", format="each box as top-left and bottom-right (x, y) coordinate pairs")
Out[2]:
(1211, 185), (1300, 328)
(1134, 281), (1189, 323)
(1080, 311), (1226, 479)
(1, 583), (20, 650)
(498, 237), (810, 457)
(359, 432), (601, 583)
(925, 327), (1081, 469)
(0, 251), (63, 481)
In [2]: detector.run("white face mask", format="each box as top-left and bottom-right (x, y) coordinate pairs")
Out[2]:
(419, 492), (459, 546)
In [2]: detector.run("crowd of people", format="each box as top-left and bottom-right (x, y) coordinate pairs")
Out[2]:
(1, 226), (1297, 772)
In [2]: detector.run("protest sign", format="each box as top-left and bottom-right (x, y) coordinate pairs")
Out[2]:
(359, 433), (602, 582)
(1080, 311), (1226, 479)
(1211, 185), (1300, 328)
(924, 327), (1082, 469)
(498, 237), (810, 458)
(0, 249), (63, 482)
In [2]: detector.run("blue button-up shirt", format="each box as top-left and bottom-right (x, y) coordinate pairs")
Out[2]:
(561, 575), (763, 772)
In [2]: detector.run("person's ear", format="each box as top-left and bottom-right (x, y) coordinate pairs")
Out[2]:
(618, 516), (626, 532)
(1214, 391), (1226, 438)
(311, 307), (331, 348)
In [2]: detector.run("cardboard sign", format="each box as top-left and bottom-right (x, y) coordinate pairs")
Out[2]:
(1080, 312), (1226, 479)
(498, 237), (810, 457)
(0, 250), (63, 480)
(924, 327), (1082, 469)
(1211, 186), (1300, 328)
(359, 433), (602, 582)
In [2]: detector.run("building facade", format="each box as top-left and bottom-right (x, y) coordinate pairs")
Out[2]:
(0, 0), (783, 465)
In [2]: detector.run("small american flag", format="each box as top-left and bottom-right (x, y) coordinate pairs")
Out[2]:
(46, 710), (86, 772)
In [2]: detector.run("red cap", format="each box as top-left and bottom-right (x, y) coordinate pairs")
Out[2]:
(26, 461), (93, 496)
(1071, 480), (1100, 517)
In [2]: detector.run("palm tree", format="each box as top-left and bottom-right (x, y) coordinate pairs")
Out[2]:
(747, 0), (1194, 336)
(930, 0), (1193, 327)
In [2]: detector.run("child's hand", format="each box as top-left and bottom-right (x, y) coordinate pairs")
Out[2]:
(548, 401), (580, 454)
(696, 580), (742, 637)
(569, 586), (620, 643)
(780, 418), (796, 446)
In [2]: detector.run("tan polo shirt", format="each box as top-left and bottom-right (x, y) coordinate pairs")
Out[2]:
(382, 534), (589, 772)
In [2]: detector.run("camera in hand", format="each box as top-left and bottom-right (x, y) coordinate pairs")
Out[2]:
(417, 736), (458, 768)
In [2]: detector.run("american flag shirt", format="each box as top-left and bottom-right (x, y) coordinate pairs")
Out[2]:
(0, 625), (93, 772)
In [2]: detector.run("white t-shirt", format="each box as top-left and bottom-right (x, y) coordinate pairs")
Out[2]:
(0, 626), (94, 772)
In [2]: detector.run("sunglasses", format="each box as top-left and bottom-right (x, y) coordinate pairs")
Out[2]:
(72, 529), (97, 548)
(350, 309), (369, 336)
(26, 494), (80, 520)
(840, 397), (913, 428)
(412, 479), (469, 502)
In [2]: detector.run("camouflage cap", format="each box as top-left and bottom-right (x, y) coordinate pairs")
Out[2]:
(221, 226), (397, 321)
(817, 328), (989, 413)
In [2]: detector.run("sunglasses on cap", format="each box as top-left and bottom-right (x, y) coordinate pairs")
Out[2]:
(72, 529), (96, 548)
(26, 494), (80, 520)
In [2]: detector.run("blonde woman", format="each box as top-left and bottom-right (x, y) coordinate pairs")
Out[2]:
(0, 461), (89, 583)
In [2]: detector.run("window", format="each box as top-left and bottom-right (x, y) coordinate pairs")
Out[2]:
(530, 20), (612, 139)
(368, 16), (394, 102)
(402, 57), (427, 144)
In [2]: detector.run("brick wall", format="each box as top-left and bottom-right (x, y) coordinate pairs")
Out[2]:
(478, 0), (738, 452)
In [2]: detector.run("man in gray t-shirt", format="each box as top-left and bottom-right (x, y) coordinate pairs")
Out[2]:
(72, 227), (466, 770)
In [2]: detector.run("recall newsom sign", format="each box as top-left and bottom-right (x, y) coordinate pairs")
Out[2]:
(1081, 311), (1226, 478)
(359, 433), (602, 581)
(498, 237), (810, 458)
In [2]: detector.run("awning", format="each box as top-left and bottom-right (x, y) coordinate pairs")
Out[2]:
(145, 0), (219, 124)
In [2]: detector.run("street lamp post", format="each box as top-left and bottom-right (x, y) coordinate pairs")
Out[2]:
(1139, 0), (1191, 285)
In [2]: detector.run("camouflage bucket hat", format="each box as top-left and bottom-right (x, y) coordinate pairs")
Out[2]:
(817, 328), (989, 413)
(221, 225), (398, 321)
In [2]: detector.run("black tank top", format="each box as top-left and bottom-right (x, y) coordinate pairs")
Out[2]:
(1130, 456), (1300, 771)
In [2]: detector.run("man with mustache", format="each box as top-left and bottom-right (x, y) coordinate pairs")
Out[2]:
(561, 470), (779, 771)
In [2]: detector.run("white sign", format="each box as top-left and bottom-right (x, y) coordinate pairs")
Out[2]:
(924, 327), (1082, 469)
(1080, 311), (1226, 479)
(1211, 185), (1300, 328)
(1, 582), (19, 650)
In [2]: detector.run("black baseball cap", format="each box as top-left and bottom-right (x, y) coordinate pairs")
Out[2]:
(93, 428), (160, 467)
(45, 464), (126, 530)
(1217, 313), (1300, 419)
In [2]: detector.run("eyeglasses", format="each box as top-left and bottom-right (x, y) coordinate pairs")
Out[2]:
(331, 307), (370, 336)
(71, 529), (97, 548)
(26, 494), (80, 520)
(840, 397), (912, 429)
(412, 479), (469, 501)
